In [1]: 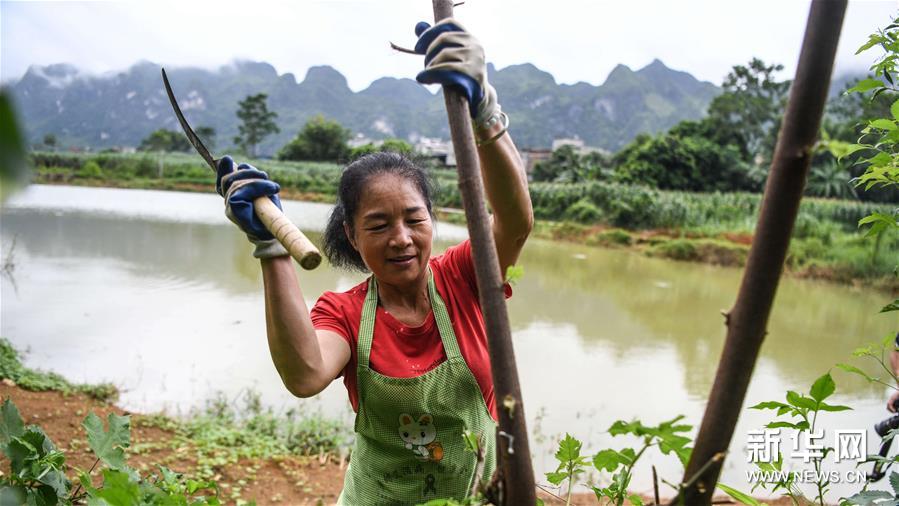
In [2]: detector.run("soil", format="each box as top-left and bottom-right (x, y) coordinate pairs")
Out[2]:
(0, 383), (805, 505)
(0, 384), (341, 505)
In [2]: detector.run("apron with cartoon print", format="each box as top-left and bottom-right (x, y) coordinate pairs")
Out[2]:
(338, 271), (497, 505)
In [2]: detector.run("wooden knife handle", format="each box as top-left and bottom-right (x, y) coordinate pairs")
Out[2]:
(253, 196), (322, 270)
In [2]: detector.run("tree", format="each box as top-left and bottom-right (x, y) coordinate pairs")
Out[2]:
(612, 133), (753, 192)
(533, 145), (610, 183)
(138, 129), (191, 152)
(704, 58), (791, 164)
(234, 93), (279, 157)
(278, 115), (350, 162)
(42, 134), (57, 151)
(195, 126), (216, 150)
(379, 138), (413, 155)
(805, 159), (857, 199)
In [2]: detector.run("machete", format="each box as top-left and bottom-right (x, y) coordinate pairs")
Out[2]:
(161, 68), (321, 270)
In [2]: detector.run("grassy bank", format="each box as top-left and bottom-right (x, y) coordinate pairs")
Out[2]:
(0, 337), (351, 504)
(29, 151), (898, 291)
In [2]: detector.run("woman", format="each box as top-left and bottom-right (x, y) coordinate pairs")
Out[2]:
(217, 19), (533, 504)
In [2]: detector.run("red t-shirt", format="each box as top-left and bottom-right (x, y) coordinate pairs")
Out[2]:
(311, 239), (508, 421)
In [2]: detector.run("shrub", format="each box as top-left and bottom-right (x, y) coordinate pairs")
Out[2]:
(565, 198), (603, 223)
(77, 160), (103, 179)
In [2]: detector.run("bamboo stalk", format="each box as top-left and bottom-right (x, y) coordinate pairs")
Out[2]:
(678, 1), (847, 504)
(430, 1), (536, 504)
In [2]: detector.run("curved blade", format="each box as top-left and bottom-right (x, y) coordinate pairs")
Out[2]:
(161, 68), (217, 171)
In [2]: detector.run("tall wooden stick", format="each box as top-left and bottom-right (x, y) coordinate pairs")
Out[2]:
(679, 1), (847, 504)
(430, 1), (536, 503)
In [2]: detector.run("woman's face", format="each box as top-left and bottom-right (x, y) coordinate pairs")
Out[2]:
(347, 173), (433, 288)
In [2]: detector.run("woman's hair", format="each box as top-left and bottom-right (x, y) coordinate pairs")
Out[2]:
(322, 152), (434, 271)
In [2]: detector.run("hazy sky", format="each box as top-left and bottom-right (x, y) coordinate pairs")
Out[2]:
(1, 0), (896, 90)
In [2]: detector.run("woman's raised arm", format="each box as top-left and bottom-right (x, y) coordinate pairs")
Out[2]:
(216, 157), (350, 397)
(413, 19), (533, 276)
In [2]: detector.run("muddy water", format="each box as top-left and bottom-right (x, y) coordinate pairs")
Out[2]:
(2, 185), (896, 500)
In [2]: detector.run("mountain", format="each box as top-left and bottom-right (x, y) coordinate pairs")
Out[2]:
(5, 59), (720, 154)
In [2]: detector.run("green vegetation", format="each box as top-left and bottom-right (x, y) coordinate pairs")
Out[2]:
(144, 390), (351, 483)
(0, 337), (117, 402)
(0, 398), (222, 505)
(0, 337), (352, 504)
(234, 93), (279, 157)
(349, 138), (415, 160)
(138, 129), (192, 153)
(825, 15), (899, 318)
(278, 114), (350, 162)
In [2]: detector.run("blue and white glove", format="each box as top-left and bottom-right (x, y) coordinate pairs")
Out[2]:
(413, 19), (501, 129)
(216, 156), (288, 259)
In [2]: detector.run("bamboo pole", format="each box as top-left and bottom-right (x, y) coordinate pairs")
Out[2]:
(678, 1), (847, 504)
(430, 1), (536, 503)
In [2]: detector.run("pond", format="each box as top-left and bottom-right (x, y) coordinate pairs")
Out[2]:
(2, 184), (896, 501)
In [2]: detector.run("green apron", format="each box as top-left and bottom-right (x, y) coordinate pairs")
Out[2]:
(338, 271), (497, 505)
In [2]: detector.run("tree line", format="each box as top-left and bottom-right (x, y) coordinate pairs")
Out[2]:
(125, 57), (894, 202)
(532, 58), (895, 202)
(134, 93), (411, 163)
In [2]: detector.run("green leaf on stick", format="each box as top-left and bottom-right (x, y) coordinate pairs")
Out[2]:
(83, 412), (130, 470)
(809, 372), (835, 402)
(847, 78), (885, 93)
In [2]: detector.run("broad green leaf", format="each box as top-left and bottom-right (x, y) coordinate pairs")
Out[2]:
(83, 412), (130, 471)
(847, 78), (885, 93)
(504, 265), (524, 285)
(545, 471), (568, 486)
(892, 99), (899, 121)
(37, 468), (69, 498)
(786, 391), (816, 411)
(608, 419), (642, 436)
(554, 433), (582, 462)
(717, 483), (766, 506)
(817, 402), (852, 412)
(810, 372), (836, 402)
(0, 486), (27, 505)
(0, 398), (25, 447)
(750, 400), (790, 411)
(835, 363), (877, 382)
(856, 34), (886, 54)
(890, 471), (899, 495)
(871, 119), (898, 130)
(881, 299), (899, 313)
(88, 469), (140, 505)
(836, 143), (873, 161)
(671, 445), (692, 467)
(592, 449), (622, 472)
(618, 447), (637, 465)
(628, 493), (644, 506)
(536, 499), (545, 506)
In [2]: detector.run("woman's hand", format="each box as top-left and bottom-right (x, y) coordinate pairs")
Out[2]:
(413, 19), (500, 129)
(216, 156), (288, 259)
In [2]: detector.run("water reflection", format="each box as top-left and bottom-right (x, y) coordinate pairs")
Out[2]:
(512, 241), (895, 398)
(2, 184), (898, 500)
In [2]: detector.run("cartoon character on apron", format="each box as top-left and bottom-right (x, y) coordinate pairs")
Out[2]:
(338, 271), (497, 505)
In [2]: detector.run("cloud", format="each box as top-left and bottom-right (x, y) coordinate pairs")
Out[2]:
(2, 0), (895, 89)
